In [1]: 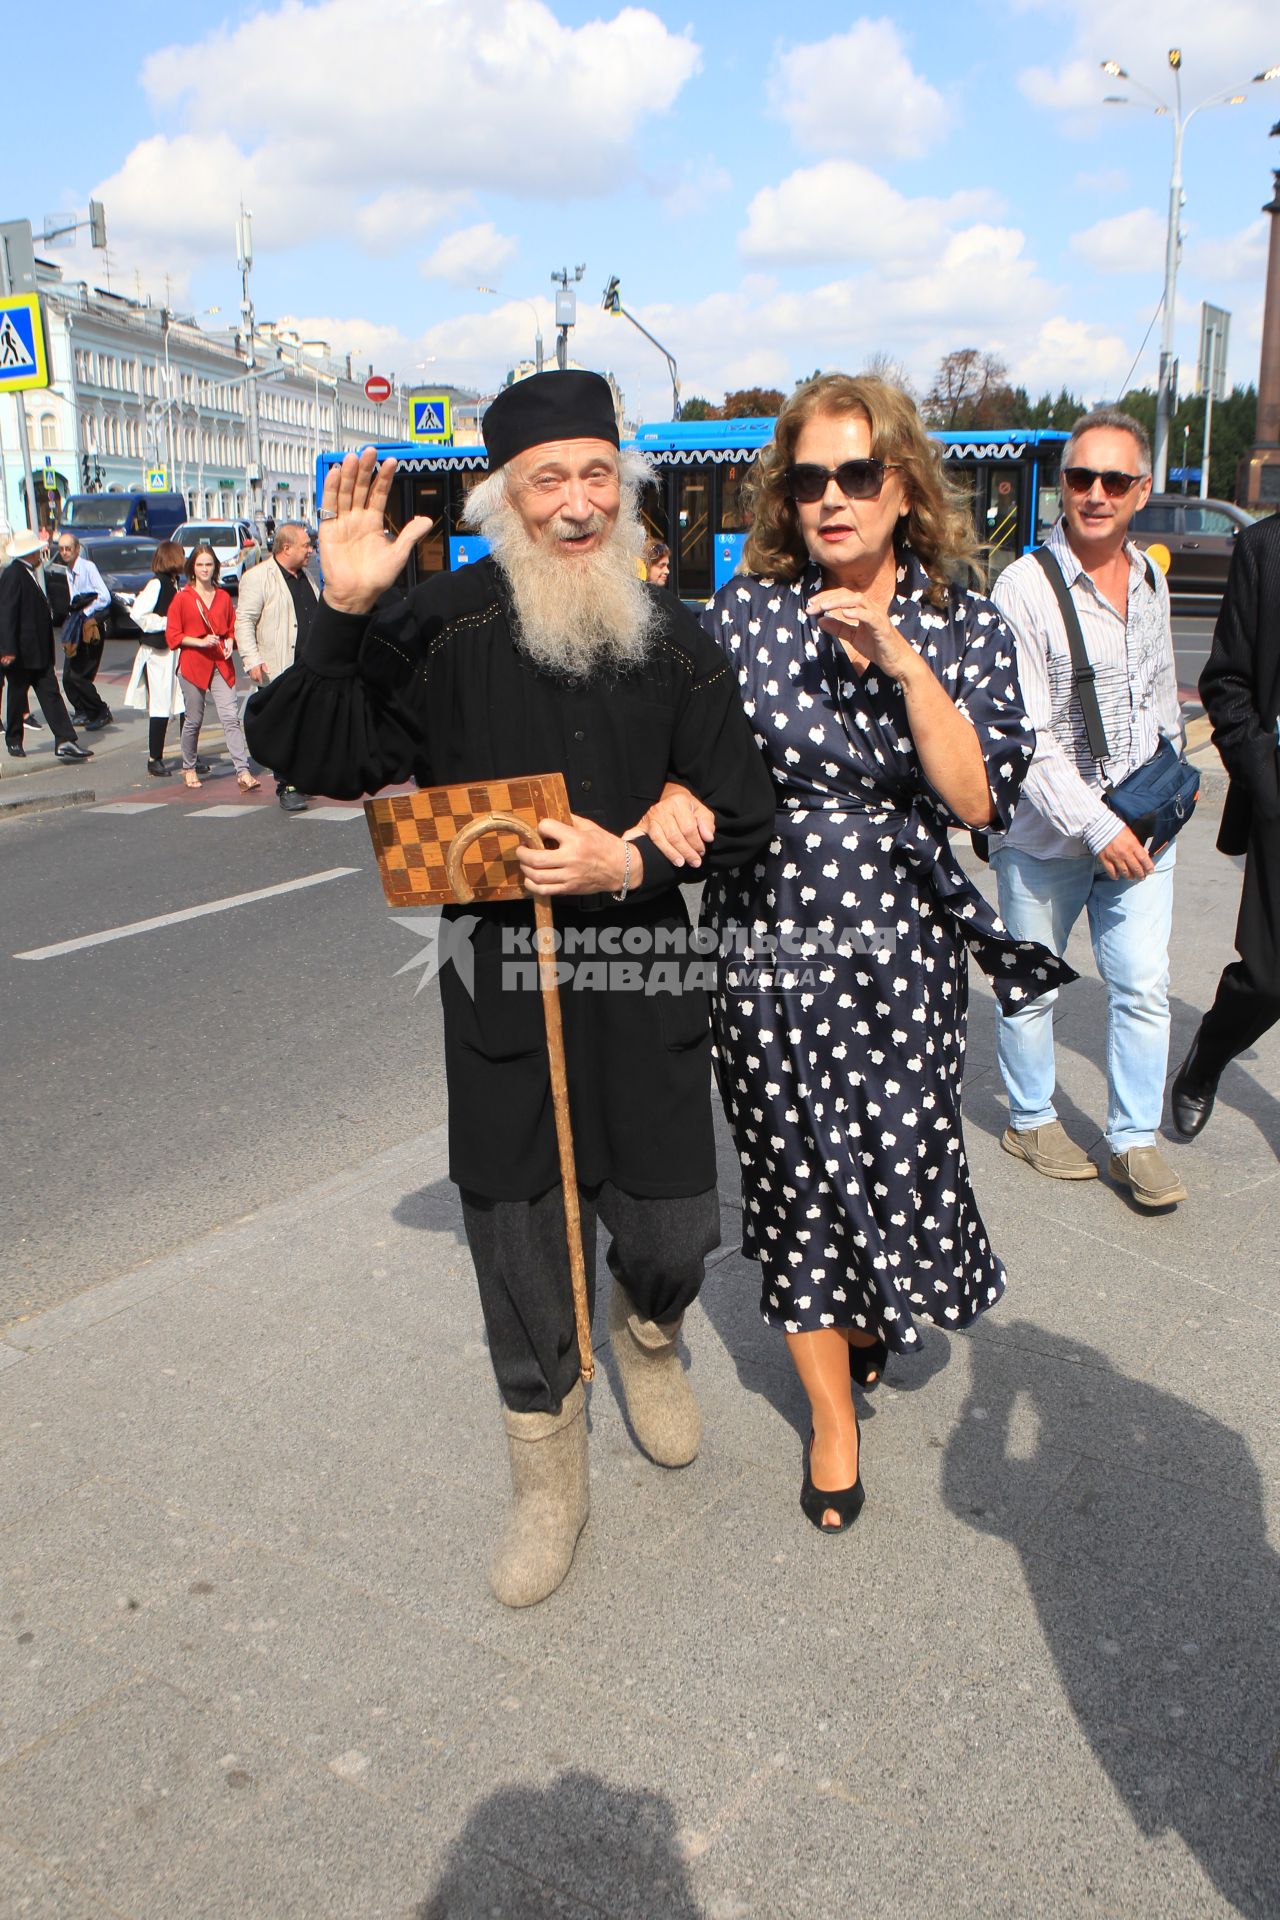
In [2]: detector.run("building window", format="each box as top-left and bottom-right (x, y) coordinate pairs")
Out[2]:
(39, 414), (56, 450)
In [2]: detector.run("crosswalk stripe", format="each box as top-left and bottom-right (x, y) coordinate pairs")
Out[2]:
(15, 867), (361, 961)
(91, 803), (167, 815)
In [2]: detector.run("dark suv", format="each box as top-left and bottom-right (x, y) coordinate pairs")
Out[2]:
(1129, 495), (1254, 606)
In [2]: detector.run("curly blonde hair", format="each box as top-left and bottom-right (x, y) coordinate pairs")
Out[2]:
(741, 374), (982, 606)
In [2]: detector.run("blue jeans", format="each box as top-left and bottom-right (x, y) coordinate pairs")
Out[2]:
(992, 842), (1176, 1153)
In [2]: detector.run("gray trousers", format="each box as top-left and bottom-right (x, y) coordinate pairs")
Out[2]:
(460, 1182), (720, 1413)
(181, 674), (251, 774)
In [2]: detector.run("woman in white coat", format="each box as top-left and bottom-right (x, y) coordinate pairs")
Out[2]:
(123, 541), (187, 776)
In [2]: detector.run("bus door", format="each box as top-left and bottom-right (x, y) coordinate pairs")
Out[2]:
(674, 464), (713, 601)
(388, 470), (448, 585)
(714, 458), (752, 592)
(970, 463), (1025, 581)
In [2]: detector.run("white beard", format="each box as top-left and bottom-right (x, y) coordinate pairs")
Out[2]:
(469, 493), (657, 682)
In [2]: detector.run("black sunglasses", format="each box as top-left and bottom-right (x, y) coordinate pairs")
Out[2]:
(784, 458), (899, 505)
(1062, 466), (1144, 499)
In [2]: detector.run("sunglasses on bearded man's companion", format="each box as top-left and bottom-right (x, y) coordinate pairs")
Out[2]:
(784, 458), (901, 504)
(1061, 467), (1145, 499)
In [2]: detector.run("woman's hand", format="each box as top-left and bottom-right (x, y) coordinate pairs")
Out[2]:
(805, 588), (920, 686)
(318, 449), (435, 616)
(624, 780), (715, 869)
(518, 814), (641, 897)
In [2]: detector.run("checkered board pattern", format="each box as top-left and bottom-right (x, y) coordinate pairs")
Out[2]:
(363, 774), (572, 907)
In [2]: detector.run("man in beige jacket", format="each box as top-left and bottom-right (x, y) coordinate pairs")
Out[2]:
(236, 523), (319, 812)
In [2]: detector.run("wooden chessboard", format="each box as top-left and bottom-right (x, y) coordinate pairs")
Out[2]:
(363, 773), (572, 907)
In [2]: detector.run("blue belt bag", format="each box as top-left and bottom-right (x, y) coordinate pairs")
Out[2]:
(1032, 548), (1199, 857)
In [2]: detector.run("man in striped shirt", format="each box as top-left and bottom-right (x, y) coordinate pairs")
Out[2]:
(988, 408), (1186, 1208)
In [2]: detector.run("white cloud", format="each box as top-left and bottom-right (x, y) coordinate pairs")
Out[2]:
(422, 223), (517, 287)
(657, 158), (733, 222)
(1189, 218), (1268, 282)
(770, 18), (949, 160)
(1017, 1), (1280, 125)
(740, 160), (1001, 268)
(1010, 318), (1134, 396)
(93, 0), (700, 283)
(1070, 207), (1167, 275)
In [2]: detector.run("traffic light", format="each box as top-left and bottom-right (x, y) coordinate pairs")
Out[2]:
(88, 200), (107, 249)
(602, 276), (621, 315)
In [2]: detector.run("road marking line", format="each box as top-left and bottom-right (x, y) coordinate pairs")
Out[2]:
(188, 804), (262, 819)
(91, 802), (168, 815)
(298, 806), (364, 822)
(15, 868), (361, 961)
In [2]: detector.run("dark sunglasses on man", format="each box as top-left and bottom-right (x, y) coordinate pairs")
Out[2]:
(785, 458), (900, 504)
(1061, 467), (1144, 499)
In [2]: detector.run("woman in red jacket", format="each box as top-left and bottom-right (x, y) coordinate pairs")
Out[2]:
(166, 543), (260, 791)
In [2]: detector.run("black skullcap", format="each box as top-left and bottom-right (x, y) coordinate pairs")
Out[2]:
(482, 369), (619, 470)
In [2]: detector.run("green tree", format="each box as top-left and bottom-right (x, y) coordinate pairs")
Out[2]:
(923, 349), (1016, 428)
(721, 387), (786, 418)
(679, 395), (719, 421)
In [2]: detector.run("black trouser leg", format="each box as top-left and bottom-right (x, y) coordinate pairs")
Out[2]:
(62, 637), (108, 721)
(148, 717), (168, 759)
(1195, 834), (1280, 1071)
(19, 666), (76, 745)
(461, 1184), (600, 1415)
(460, 1182), (720, 1413)
(598, 1182), (719, 1325)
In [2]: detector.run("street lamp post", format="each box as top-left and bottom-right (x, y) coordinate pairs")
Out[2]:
(477, 288), (543, 372)
(1102, 52), (1279, 491)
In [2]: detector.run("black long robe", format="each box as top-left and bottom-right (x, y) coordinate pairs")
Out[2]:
(245, 559), (776, 1199)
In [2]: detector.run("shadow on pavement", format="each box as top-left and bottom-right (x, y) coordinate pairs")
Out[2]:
(414, 1772), (702, 1919)
(393, 1175), (470, 1243)
(943, 1321), (1280, 1918)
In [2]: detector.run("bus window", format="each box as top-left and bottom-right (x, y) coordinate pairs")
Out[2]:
(639, 474), (669, 548)
(676, 468), (712, 600)
(720, 462), (752, 532)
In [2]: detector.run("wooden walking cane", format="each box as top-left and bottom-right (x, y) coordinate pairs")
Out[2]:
(362, 774), (593, 1382)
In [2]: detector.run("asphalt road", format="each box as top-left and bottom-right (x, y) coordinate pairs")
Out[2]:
(1, 799), (447, 1327)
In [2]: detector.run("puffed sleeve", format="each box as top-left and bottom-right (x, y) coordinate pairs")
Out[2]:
(929, 593), (1036, 834)
(243, 593), (432, 801)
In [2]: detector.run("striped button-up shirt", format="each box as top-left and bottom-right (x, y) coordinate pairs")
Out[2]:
(989, 518), (1183, 859)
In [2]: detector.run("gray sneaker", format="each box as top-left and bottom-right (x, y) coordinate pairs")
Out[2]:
(1108, 1146), (1187, 1209)
(1001, 1121), (1098, 1180)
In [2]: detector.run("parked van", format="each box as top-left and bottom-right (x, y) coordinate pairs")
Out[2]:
(59, 491), (188, 541)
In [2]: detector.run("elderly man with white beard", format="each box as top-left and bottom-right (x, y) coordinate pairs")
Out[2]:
(246, 371), (774, 1607)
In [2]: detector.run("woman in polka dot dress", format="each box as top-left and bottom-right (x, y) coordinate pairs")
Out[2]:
(655, 376), (1073, 1532)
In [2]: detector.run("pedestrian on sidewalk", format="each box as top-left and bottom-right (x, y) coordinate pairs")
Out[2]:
(989, 408), (1186, 1209)
(55, 533), (113, 732)
(123, 540), (187, 777)
(235, 522), (318, 811)
(166, 544), (260, 793)
(246, 373), (774, 1610)
(1172, 512), (1280, 1136)
(1, 529), (92, 763)
(639, 373), (1071, 1534)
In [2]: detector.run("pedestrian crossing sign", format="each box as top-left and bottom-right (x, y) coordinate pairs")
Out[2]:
(0, 293), (49, 393)
(410, 395), (452, 444)
(146, 468), (168, 491)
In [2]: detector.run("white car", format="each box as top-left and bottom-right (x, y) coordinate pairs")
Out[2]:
(173, 520), (264, 595)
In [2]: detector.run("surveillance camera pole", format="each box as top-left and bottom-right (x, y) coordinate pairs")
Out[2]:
(551, 264), (587, 371)
(237, 205), (263, 505)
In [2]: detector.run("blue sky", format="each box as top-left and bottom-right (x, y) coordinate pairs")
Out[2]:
(6, 0), (1278, 421)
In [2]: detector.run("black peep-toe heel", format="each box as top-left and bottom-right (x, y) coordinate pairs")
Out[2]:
(849, 1331), (888, 1391)
(800, 1426), (866, 1534)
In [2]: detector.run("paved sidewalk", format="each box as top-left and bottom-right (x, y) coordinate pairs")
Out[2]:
(2, 776), (1276, 1919)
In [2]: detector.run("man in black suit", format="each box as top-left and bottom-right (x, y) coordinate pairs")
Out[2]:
(0, 530), (92, 762)
(1172, 513), (1280, 1134)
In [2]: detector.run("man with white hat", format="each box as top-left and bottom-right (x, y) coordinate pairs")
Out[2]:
(247, 370), (774, 1609)
(1, 530), (92, 761)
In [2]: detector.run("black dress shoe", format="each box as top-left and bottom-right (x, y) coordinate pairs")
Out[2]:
(54, 741), (93, 761)
(5, 739), (25, 758)
(1171, 1034), (1222, 1140)
(195, 758), (212, 775)
(146, 757), (170, 778)
(278, 786), (308, 813)
(82, 713), (111, 733)
(70, 711), (89, 726)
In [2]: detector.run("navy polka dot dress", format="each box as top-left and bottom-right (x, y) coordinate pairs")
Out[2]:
(700, 553), (1073, 1351)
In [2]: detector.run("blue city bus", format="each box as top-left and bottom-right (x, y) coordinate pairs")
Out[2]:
(316, 422), (1069, 602)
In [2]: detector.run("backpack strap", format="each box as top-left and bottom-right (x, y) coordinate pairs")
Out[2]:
(1031, 546), (1110, 766)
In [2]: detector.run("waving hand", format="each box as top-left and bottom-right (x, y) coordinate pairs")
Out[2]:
(319, 449), (434, 616)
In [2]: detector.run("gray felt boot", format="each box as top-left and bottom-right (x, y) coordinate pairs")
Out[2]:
(608, 1281), (701, 1468)
(490, 1378), (589, 1609)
